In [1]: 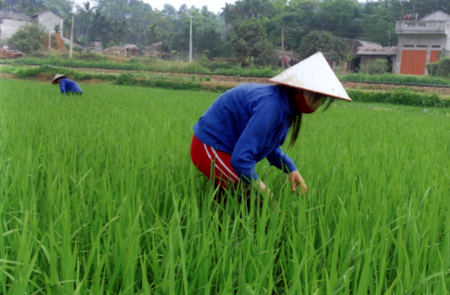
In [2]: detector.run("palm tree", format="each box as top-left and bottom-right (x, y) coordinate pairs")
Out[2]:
(80, 2), (97, 45)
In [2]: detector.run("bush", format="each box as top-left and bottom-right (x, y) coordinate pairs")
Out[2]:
(368, 59), (389, 75)
(426, 62), (439, 76)
(425, 57), (450, 78)
(7, 23), (47, 54)
(115, 73), (137, 86)
(435, 57), (450, 78)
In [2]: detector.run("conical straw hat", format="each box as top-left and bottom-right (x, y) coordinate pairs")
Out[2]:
(269, 52), (352, 101)
(52, 74), (67, 84)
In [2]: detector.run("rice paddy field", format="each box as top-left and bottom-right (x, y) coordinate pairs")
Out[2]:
(1, 78), (450, 295)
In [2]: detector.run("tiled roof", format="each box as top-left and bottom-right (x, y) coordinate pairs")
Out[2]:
(0, 11), (36, 22)
(356, 46), (397, 56)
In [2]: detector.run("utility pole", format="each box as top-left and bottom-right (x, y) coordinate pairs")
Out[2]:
(70, 15), (74, 58)
(281, 23), (284, 53)
(48, 30), (51, 50)
(189, 15), (192, 63)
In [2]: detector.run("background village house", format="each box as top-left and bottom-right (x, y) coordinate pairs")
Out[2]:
(348, 10), (450, 76)
(0, 10), (63, 41)
(394, 10), (450, 75)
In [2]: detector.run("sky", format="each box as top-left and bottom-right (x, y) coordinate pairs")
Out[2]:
(73, 0), (367, 15)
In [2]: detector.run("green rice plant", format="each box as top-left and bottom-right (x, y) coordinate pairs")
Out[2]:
(1, 79), (450, 294)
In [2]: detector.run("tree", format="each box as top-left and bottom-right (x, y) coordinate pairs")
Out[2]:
(7, 23), (47, 54)
(76, 1), (97, 45)
(311, 0), (362, 38)
(162, 4), (177, 17)
(405, 0), (450, 15)
(222, 0), (272, 27)
(298, 31), (349, 64)
(361, 2), (399, 46)
(145, 24), (159, 46)
(230, 18), (277, 66)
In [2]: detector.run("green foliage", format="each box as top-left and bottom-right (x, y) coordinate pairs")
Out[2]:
(340, 72), (450, 86)
(426, 62), (439, 77)
(206, 60), (236, 71)
(7, 23), (47, 54)
(312, 0), (362, 39)
(115, 73), (137, 85)
(368, 59), (389, 75)
(348, 89), (450, 108)
(360, 2), (398, 46)
(1, 78), (450, 294)
(298, 31), (348, 63)
(427, 57), (450, 78)
(230, 18), (278, 66)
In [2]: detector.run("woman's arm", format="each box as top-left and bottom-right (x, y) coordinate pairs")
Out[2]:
(266, 149), (307, 194)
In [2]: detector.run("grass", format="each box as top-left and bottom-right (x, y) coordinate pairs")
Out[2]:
(1, 79), (450, 294)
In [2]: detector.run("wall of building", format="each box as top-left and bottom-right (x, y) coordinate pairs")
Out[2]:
(394, 34), (447, 74)
(0, 18), (30, 40)
(36, 12), (63, 34)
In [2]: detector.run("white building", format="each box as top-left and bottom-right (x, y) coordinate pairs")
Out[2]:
(0, 10), (63, 40)
(394, 10), (450, 75)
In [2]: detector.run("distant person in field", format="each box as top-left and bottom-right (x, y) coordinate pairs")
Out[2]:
(190, 52), (352, 197)
(52, 74), (83, 95)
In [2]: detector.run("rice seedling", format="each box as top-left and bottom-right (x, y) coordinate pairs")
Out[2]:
(0, 79), (449, 294)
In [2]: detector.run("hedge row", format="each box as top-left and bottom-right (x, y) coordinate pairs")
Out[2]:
(340, 73), (450, 86)
(0, 57), (279, 77)
(347, 89), (450, 108)
(1, 65), (449, 108)
(0, 66), (232, 92)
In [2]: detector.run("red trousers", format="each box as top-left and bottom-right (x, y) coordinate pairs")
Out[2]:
(190, 135), (240, 188)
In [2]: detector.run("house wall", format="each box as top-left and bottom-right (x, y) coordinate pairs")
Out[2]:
(36, 12), (63, 34)
(394, 33), (447, 74)
(0, 18), (31, 40)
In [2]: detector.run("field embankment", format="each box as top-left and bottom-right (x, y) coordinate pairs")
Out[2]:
(2, 64), (450, 108)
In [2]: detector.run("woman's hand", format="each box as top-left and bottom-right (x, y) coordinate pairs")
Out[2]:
(258, 180), (276, 207)
(289, 171), (307, 195)
(259, 180), (270, 195)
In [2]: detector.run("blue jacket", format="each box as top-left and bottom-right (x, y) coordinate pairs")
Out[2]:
(193, 84), (298, 183)
(60, 78), (83, 94)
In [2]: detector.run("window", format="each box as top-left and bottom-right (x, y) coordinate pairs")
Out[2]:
(416, 45), (428, 48)
(432, 45), (441, 48)
(403, 45), (414, 48)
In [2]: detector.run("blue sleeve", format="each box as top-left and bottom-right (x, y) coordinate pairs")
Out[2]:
(230, 98), (280, 183)
(60, 80), (67, 93)
(266, 147), (297, 173)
